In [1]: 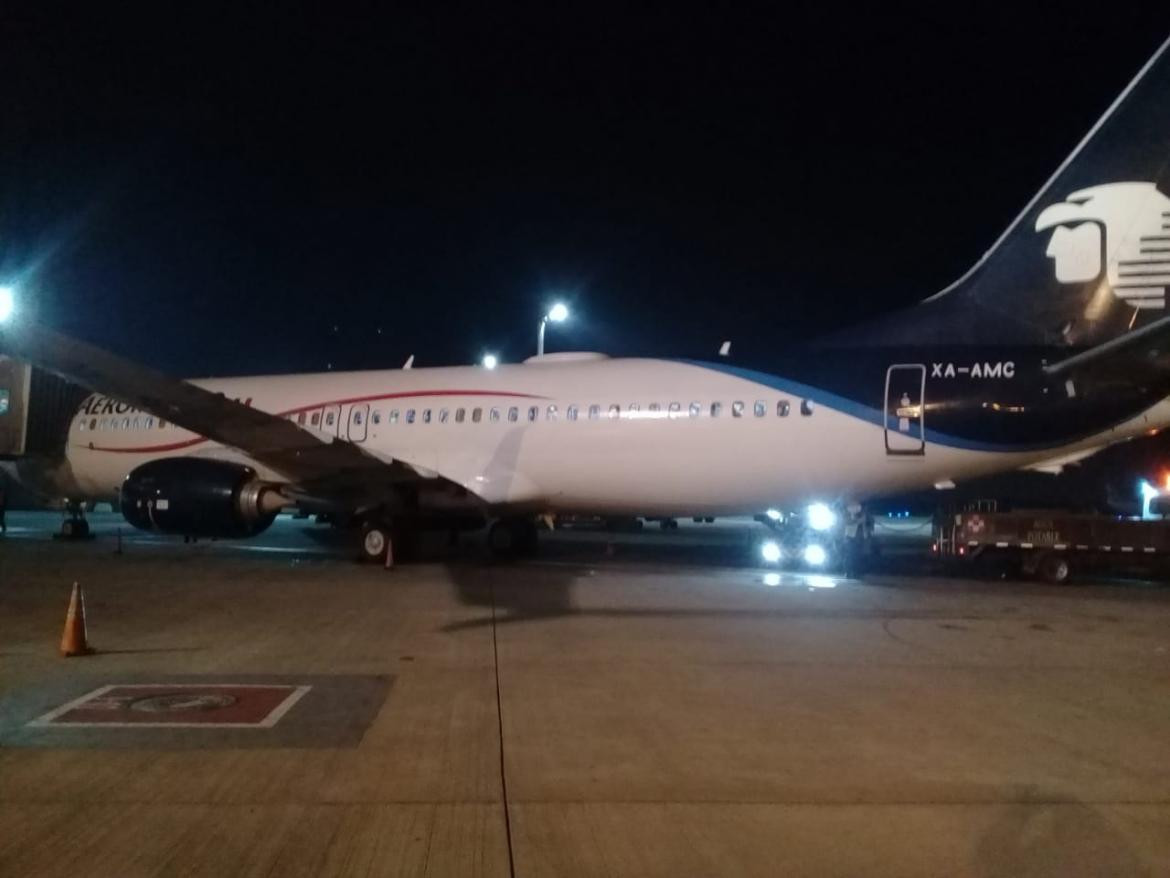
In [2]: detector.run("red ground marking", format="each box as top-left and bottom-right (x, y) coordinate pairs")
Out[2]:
(30, 684), (310, 728)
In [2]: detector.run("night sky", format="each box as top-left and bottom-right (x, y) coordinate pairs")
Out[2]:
(2, 6), (1167, 377)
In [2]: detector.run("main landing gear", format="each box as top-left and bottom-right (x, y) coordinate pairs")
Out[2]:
(358, 519), (418, 565)
(488, 517), (539, 559)
(54, 499), (93, 541)
(356, 515), (539, 564)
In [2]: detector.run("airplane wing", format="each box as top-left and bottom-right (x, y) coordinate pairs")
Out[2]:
(0, 320), (428, 509)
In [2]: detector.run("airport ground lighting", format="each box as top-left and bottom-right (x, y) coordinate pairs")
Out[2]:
(481, 353), (499, 370)
(0, 286), (14, 324)
(536, 302), (570, 356)
(804, 544), (827, 566)
(806, 502), (836, 531)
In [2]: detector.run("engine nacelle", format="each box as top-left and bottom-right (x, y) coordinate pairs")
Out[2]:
(121, 458), (286, 538)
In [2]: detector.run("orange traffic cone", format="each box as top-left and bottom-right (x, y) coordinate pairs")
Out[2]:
(59, 582), (93, 657)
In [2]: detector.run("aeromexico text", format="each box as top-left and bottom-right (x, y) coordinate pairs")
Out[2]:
(80, 395), (253, 416)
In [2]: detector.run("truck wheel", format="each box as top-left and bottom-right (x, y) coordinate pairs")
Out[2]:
(1040, 554), (1072, 585)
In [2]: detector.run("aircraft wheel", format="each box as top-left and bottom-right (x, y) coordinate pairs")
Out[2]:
(489, 518), (538, 559)
(359, 522), (390, 563)
(60, 518), (89, 539)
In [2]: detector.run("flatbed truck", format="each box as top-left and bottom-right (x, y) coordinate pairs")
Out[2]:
(934, 505), (1170, 583)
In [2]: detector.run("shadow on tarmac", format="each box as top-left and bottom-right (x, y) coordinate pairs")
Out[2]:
(974, 790), (1150, 878)
(441, 560), (577, 632)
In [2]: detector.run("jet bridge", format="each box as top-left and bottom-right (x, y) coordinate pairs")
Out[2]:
(0, 356), (88, 458)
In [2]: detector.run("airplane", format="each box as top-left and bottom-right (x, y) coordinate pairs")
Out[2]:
(2, 34), (1170, 563)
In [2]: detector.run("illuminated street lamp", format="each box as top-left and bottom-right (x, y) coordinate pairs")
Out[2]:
(536, 302), (570, 356)
(0, 286), (14, 324)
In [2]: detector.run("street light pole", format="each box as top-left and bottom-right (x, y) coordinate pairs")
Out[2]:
(536, 302), (569, 356)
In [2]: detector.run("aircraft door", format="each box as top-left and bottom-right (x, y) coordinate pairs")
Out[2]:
(348, 403), (368, 442)
(884, 364), (925, 456)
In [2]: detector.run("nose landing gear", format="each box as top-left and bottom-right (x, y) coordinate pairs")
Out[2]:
(53, 499), (93, 541)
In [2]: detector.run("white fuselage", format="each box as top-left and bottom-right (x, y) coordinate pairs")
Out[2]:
(62, 354), (1170, 515)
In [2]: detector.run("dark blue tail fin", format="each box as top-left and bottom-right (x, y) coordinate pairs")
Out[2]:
(853, 35), (1170, 348)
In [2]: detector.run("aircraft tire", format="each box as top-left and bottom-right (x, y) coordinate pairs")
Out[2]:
(489, 518), (538, 559)
(359, 522), (390, 563)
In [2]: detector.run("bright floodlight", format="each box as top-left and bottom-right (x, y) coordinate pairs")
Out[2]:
(760, 540), (782, 564)
(0, 287), (14, 324)
(482, 353), (499, 370)
(765, 507), (782, 522)
(804, 543), (827, 566)
(547, 302), (569, 322)
(806, 502), (836, 531)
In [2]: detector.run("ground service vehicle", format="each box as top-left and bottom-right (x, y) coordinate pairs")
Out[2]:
(934, 505), (1170, 583)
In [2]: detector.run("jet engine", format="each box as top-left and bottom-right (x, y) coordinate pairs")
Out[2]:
(121, 458), (287, 538)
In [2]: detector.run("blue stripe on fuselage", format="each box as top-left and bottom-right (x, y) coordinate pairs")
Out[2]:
(674, 359), (1107, 454)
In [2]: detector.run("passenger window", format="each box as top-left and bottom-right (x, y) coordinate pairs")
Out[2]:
(732, 401), (744, 418)
(145, 417), (154, 428)
(132, 417), (141, 429)
(800, 399), (814, 416)
(777, 400), (790, 417)
(668, 402), (681, 418)
(588, 405), (600, 420)
(629, 403), (640, 415)
(567, 405), (578, 421)
(547, 405), (558, 420)
(608, 404), (619, 419)
(406, 409), (416, 424)
(528, 406), (538, 421)
(297, 412), (306, 425)
(490, 407), (500, 422)
(648, 403), (661, 414)
(423, 409), (432, 423)
(372, 411), (381, 425)
(472, 407), (483, 423)
(754, 401), (766, 417)
(311, 412), (321, 426)
(159, 420), (167, 430)
(508, 406), (518, 422)
(122, 417), (130, 429)
(325, 412), (336, 426)
(89, 418), (97, 430)
(353, 411), (363, 425)
(710, 402), (722, 418)
(439, 408), (449, 423)
(78, 420), (87, 432)
(688, 402), (701, 418)
(456, 408), (466, 423)
(390, 409), (400, 424)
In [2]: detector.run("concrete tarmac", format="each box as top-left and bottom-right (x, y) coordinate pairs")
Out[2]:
(1, 513), (1169, 876)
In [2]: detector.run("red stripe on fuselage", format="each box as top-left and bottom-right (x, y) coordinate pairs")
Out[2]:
(80, 388), (547, 454)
